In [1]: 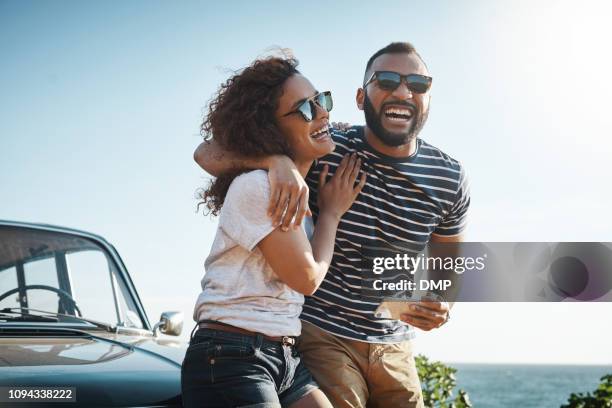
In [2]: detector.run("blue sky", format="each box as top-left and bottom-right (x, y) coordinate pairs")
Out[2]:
(1, 0), (611, 364)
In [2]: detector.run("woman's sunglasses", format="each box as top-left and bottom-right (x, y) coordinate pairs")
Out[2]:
(283, 91), (333, 122)
(364, 71), (432, 94)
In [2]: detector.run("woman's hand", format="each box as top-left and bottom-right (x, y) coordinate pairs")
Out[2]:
(318, 153), (366, 221)
(259, 153), (366, 296)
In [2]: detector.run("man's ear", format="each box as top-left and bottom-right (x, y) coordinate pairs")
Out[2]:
(356, 88), (365, 111)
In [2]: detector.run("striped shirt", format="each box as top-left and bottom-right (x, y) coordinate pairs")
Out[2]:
(302, 126), (470, 343)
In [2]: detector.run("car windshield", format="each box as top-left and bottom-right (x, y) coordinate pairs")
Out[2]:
(0, 226), (145, 330)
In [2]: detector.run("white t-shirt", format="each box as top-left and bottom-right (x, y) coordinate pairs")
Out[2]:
(193, 170), (310, 337)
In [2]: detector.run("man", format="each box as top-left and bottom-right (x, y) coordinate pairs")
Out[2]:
(194, 42), (470, 408)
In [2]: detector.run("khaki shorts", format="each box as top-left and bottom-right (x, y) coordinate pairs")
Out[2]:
(298, 321), (424, 408)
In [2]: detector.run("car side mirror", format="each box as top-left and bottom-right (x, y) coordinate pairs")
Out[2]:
(153, 311), (183, 336)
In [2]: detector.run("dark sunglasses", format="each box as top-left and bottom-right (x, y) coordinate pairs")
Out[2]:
(364, 71), (432, 94)
(283, 91), (333, 122)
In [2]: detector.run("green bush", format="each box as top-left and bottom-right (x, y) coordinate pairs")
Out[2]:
(415, 354), (472, 408)
(561, 374), (612, 408)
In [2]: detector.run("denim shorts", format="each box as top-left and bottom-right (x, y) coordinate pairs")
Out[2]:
(181, 327), (319, 408)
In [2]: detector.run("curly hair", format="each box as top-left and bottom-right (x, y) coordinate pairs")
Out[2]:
(198, 56), (300, 215)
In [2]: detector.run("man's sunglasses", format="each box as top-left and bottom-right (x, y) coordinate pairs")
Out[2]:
(283, 91), (333, 122)
(364, 71), (432, 94)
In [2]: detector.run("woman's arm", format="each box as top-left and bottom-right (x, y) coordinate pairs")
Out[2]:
(258, 154), (366, 295)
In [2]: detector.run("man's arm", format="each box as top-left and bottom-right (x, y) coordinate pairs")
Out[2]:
(400, 162), (470, 331)
(193, 139), (274, 177)
(193, 139), (311, 230)
(429, 233), (464, 244)
(399, 233), (464, 331)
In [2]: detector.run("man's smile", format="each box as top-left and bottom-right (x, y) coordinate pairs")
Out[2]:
(381, 103), (416, 126)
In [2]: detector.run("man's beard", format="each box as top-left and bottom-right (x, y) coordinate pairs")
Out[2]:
(363, 91), (429, 147)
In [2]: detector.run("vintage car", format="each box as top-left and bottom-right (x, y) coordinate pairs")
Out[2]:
(0, 220), (186, 407)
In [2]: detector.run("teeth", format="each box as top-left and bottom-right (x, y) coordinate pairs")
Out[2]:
(310, 126), (329, 138)
(385, 108), (413, 116)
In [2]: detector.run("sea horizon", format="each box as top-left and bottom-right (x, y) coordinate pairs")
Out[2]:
(449, 363), (611, 408)
(446, 361), (612, 366)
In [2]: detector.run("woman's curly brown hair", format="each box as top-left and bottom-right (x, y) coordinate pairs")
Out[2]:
(198, 56), (300, 215)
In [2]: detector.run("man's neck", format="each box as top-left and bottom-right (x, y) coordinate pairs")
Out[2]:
(364, 126), (417, 158)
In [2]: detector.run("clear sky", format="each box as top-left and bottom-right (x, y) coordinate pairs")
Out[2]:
(1, 0), (611, 364)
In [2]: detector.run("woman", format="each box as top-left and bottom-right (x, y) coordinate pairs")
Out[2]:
(182, 54), (366, 408)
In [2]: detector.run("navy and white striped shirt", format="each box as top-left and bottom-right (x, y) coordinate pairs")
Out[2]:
(302, 126), (470, 343)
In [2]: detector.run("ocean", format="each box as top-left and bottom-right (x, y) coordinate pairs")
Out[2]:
(452, 364), (611, 408)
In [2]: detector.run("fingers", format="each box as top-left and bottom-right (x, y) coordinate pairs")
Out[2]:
(331, 121), (352, 131)
(317, 153), (365, 219)
(418, 300), (449, 313)
(325, 153), (366, 194)
(348, 156), (361, 184)
(345, 154), (366, 196)
(266, 157), (311, 230)
(319, 164), (329, 188)
(281, 185), (302, 231)
(399, 303), (447, 331)
(293, 188), (309, 228)
(335, 154), (350, 179)
(270, 188), (289, 227)
(338, 153), (359, 183)
(268, 185), (281, 217)
(400, 314), (439, 331)
(412, 303), (446, 320)
(354, 171), (366, 197)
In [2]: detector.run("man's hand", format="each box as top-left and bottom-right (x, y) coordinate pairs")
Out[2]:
(400, 299), (449, 331)
(332, 122), (352, 131)
(267, 156), (311, 231)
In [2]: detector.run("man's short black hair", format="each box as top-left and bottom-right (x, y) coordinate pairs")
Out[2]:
(364, 42), (425, 82)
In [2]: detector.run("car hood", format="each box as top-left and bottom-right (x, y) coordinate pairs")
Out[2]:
(0, 326), (187, 407)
